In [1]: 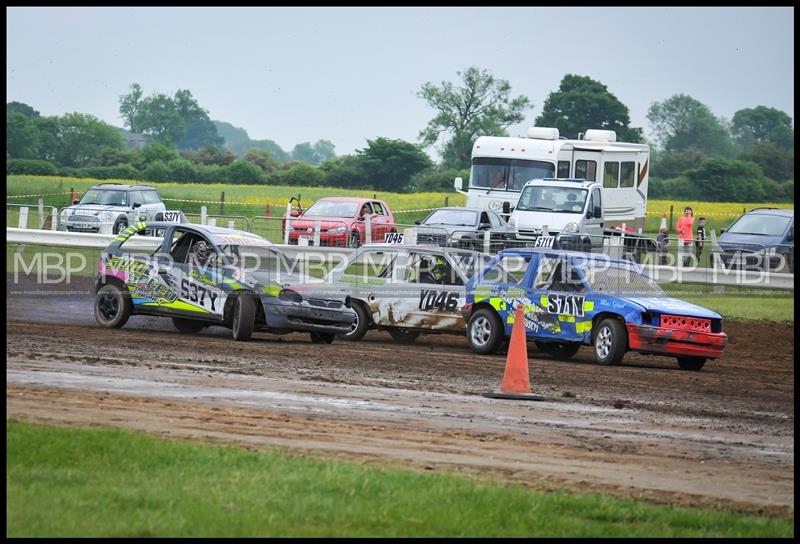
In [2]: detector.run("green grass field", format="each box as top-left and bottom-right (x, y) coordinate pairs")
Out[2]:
(6, 175), (793, 233)
(6, 420), (792, 538)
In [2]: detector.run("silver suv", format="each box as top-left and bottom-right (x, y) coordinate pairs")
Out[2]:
(59, 184), (167, 234)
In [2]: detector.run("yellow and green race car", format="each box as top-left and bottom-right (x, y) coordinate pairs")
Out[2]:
(94, 221), (355, 342)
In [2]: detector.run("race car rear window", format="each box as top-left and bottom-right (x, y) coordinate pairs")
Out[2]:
(342, 250), (397, 280)
(481, 254), (532, 285)
(584, 264), (664, 294)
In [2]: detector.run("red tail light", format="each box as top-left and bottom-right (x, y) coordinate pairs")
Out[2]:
(660, 314), (711, 332)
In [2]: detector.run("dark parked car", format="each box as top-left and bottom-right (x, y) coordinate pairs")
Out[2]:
(414, 207), (513, 251)
(717, 208), (794, 273)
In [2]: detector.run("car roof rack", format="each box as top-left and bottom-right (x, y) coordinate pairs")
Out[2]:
(748, 207), (780, 212)
(539, 177), (589, 183)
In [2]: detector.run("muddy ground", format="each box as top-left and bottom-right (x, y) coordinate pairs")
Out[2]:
(5, 279), (795, 517)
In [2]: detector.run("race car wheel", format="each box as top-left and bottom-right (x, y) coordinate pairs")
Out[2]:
(172, 317), (205, 334)
(593, 318), (627, 366)
(535, 341), (581, 361)
(348, 231), (360, 248)
(388, 328), (420, 344)
(467, 308), (504, 355)
(338, 302), (369, 341)
(310, 332), (336, 344)
(94, 284), (131, 329)
(231, 295), (256, 341)
(677, 356), (706, 371)
(113, 217), (128, 235)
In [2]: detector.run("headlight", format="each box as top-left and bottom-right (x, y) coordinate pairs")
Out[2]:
(60, 210), (69, 221)
(451, 232), (464, 241)
(278, 289), (303, 303)
(563, 222), (579, 234)
(99, 212), (115, 221)
(328, 226), (347, 234)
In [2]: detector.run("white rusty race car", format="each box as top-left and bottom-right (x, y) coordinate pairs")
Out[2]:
(321, 243), (490, 343)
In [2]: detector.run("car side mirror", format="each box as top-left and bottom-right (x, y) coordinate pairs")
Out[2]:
(594, 206), (602, 218)
(479, 222), (491, 230)
(787, 231), (793, 242)
(289, 210), (300, 217)
(454, 177), (463, 191)
(133, 202), (142, 208)
(502, 202), (510, 214)
(72, 199), (79, 205)
(720, 228), (726, 234)
(414, 219), (421, 225)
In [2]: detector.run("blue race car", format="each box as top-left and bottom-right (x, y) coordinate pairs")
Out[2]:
(462, 248), (727, 371)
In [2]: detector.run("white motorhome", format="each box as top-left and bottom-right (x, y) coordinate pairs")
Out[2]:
(454, 127), (650, 231)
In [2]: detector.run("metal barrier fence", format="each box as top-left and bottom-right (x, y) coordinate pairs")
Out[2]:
(7, 202), (59, 230)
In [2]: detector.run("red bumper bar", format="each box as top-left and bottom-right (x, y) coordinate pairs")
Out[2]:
(626, 324), (727, 359)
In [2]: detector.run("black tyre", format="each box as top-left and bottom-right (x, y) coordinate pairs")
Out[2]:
(94, 283), (132, 329)
(113, 217), (128, 235)
(677, 356), (706, 371)
(388, 328), (420, 344)
(172, 317), (206, 334)
(338, 302), (370, 341)
(348, 231), (360, 248)
(467, 308), (505, 355)
(310, 332), (336, 344)
(535, 341), (581, 361)
(231, 295), (256, 341)
(593, 318), (627, 365)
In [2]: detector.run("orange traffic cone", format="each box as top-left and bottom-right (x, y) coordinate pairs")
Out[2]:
(484, 303), (546, 401)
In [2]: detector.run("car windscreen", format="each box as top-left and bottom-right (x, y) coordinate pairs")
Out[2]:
(582, 264), (664, 295)
(727, 214), (791, 237)
(79, 189), (127, 206)
(303, 201), (358, 218)
(516, 186), (588, 214)
(424, 209), (478, 227)
(469, 157), (555, 192)
(218, 244), (292, 274)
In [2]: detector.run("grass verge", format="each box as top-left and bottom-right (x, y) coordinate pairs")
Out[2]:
(6, 420), (793, 537)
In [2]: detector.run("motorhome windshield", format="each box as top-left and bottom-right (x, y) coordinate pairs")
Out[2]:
(470, 157), (555, 192)
(516, 186), (588, 214)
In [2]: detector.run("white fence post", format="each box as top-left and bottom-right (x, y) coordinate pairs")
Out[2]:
(38, 199), (45, 229)
(18, 207), (29, 229)
(365, 215), (372, 244)
(200, 206), (207, 225)
(284, 203), (292, 244)
(51, 208), (58, 230)
(207, 217), (216, 227)
(228, 220), (236, 229)
(403, 226), (417, 245)
(314, 220), (321, 247)
(483, 229), (491, 253)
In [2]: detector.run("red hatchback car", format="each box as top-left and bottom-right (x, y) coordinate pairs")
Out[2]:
(285, 197), (397, 248)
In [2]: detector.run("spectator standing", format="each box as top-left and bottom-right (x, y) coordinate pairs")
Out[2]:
(676, 206), (694, 266)
(695, 217), (707, 265)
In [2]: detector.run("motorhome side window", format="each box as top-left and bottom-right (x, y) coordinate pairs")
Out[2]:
(603, 162), (619, 188)
(557, 161), (570, 177)
(575, 160), (597, 182)
(620, 162), (636, 188)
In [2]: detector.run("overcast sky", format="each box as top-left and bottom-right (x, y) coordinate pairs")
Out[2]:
(6, 6), (794, 158)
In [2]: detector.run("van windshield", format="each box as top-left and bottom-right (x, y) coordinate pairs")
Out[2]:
(469, 158), (555, 192)
(516, 186), (588, 214)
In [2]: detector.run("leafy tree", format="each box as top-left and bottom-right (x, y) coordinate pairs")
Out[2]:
(6, 112), (38, 159)
(135, 93), (186, 144)
(685, 157), (766, 202)
(184, 145), (236, 167)
(356, 137), (432, 192)
(410, 167), (470, 192)
(646, 94), (735, 156)
(88, 146), (135, 167)
(271, 161), (325, 186)
(54, 113), (125, 168)
(731, 106), (794, 152)
(738, 142), (794, 181)
(7, 101), (39, 118)
(418, 66), (530, 169)
(651, 149), (706, 179)
(291, 140), (336, 165)
(319, 155), (368, 189)
(244, 148), (280, 174)
(118, 83), (143, 133)
(535, 74), (643, 142)
(173, 89), (224, 150)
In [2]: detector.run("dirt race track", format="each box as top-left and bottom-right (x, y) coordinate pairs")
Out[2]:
(5, 281), (795, 518)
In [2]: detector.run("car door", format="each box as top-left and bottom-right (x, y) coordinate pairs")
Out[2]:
(584, 187), (604, 251)
(397, 251), (466, 332)
(157, 227), (227, 319)
(526, 255), (591, 342)
(370, 201), (391, 241)
(335, 247), (400, 324)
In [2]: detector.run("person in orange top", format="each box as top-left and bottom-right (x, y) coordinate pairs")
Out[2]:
(675, 206), (694, 266)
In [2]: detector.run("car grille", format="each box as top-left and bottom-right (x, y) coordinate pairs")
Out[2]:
(516, 229), (558, 239)
(659, 314), (711, 333)
(67, 215), (99, 222)
(308, 298), (343, 309)
(416, 233), (448, 245)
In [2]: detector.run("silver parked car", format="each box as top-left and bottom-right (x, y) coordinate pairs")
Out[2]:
(59, 183), (167, 234)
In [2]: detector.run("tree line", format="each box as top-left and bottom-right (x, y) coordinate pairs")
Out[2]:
(6, 69), (794, 201)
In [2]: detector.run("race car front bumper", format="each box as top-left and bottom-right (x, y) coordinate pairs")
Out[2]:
(626, 323), (727, 359)
(262, 297), (356, 334)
